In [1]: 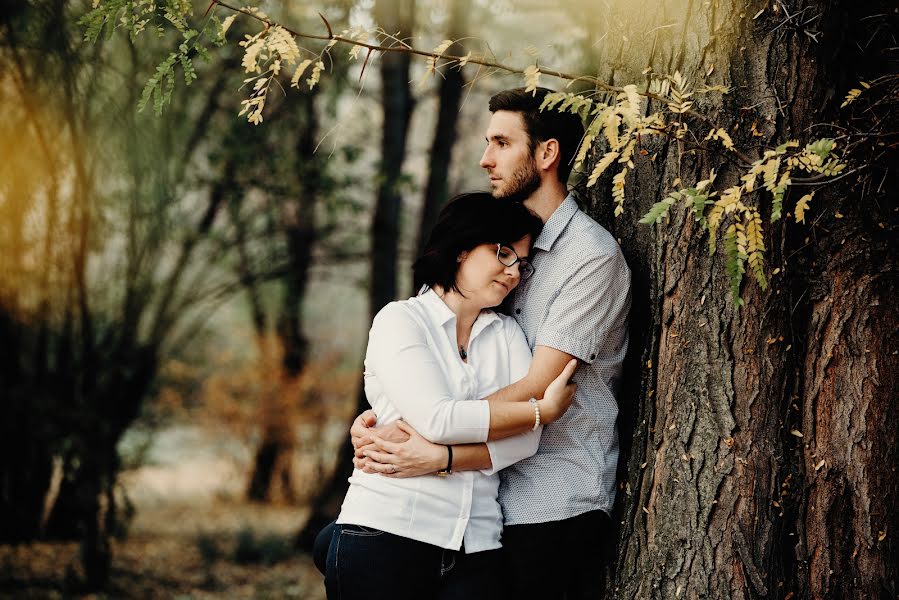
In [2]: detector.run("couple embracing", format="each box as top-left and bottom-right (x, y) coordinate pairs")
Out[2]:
(320, 87), (631, 600)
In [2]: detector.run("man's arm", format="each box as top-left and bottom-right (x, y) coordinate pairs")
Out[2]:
(355, 349), (578, 477)
(352, 345), (575, 449)
(486, 346), (574, 440)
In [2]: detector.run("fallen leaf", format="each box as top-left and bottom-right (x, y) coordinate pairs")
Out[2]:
(790, 429), (804, 438)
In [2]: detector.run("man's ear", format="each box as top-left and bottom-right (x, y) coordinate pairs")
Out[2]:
(537, 138), (561, 173)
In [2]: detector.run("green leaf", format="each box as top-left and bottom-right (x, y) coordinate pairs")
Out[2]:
(683, 189), (710, 227)
(771, 185), (786, 222)
(724, 225), (747, 304)
(806, 138), (836, 160)
(639, 194), (678, 225)
(138, 53), (177, 114)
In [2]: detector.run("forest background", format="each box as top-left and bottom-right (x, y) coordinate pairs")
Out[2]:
(1, 0), (896, 599)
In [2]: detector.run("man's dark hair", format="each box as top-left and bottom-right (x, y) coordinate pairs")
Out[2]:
(488, 87), (585, 183)
(413, 192), (543, 295)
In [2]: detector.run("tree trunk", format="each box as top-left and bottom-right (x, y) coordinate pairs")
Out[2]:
(248, 91), (322, 504)
(578, 1), (897, 598)
(297, 0), (416, 547)
(369, 0), (416, 315)
(412, 0), (468, 277)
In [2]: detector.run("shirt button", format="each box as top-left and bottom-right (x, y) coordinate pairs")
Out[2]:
(590, 354), (596, 360)
(515, 308), (521, 315)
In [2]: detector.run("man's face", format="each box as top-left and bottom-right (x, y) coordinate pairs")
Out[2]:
(479, 110), (541, 202)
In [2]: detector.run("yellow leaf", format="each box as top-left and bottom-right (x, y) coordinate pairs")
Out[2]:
(306, 60), (325, 90)
(587, 151), (619, 187)
(841, 88), (862, 108)
(523, 65), (541, 94)
(603, 111), (622, 151)
(290, 59), (313, 88)
(795, 192), (814, 224)
(612, 167), (628, 216)
(790, 429), (804, 438)
(221, 14), (237, 36)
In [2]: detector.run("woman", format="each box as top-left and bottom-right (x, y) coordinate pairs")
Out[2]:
(325, 193), (578, 600)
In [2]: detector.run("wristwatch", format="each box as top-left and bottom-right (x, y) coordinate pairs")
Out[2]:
(436, 445), (453, 477)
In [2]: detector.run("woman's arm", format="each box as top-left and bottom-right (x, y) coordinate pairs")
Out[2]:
(366, 304), (490, 445)
(356, 360), (578, 478)
(368, 305), (576, 445)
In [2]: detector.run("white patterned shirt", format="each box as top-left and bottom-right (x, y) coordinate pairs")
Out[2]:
(338, 289), (542, 552)
(499, 195), (631, 524)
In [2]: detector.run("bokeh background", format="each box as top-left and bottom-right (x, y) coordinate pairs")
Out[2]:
(0, 1), (605, 597)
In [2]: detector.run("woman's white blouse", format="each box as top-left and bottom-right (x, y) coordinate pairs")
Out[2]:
(337, 288), (541, 553)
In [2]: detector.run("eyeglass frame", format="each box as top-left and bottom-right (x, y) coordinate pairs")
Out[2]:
(495, 243), (535, 279)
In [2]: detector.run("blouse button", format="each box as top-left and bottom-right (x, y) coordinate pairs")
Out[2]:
(515, 308), (521, 315)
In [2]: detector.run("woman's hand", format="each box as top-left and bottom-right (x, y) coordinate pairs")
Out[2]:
(538, 359), (578, 423)
(355, 420), (448, 478)
(351, 410), (411, 464)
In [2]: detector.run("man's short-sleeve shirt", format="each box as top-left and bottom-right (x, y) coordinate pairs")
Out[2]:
(499, 195), (631, 524)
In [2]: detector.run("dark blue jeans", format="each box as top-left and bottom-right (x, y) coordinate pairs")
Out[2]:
(325, 524), (506, 600)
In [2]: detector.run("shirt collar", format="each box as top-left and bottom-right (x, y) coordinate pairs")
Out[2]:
(417, 286), (502, 335)
(534, 194), (579, 252)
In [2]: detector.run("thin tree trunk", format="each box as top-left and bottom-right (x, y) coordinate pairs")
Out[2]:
(412, 0), (468, 276)
(297, 0), (416, 547)
(247, 91), (322, 504)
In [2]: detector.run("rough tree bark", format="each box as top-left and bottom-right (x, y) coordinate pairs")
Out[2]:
(579, 1), (897, 598)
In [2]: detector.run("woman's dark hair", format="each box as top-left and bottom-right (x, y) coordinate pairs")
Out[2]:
(413, 192), (543, 294)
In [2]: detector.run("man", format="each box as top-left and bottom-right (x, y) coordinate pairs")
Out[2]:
(344, 87), (631, 599)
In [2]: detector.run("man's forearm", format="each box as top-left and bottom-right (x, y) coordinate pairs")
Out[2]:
(485, 346), (573, 404)
(485, 374), (543, 404)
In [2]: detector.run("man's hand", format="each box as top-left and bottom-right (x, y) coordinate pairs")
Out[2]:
(350, 409), (411, 465)
(353, 421), (447, 478)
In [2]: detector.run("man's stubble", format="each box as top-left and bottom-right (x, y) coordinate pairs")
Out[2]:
(493, 153), (541, 204)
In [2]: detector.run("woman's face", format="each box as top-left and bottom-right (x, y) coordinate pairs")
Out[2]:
(455, 235), (532, 308)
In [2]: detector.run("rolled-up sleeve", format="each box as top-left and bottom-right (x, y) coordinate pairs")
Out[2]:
(535, 250), (630, 365)
(482, 317), (541, 475)
(366, 304), (490, 445)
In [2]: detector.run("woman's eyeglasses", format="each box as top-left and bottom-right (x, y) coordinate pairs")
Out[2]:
(496, 244), (535, 280)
